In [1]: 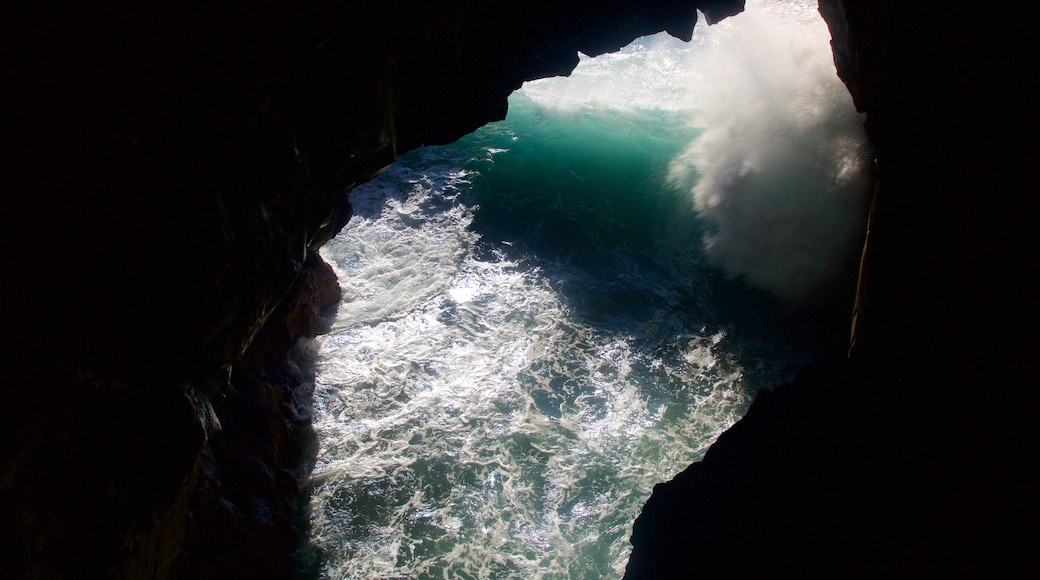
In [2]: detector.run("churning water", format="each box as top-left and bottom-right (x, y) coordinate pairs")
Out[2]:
(307, 1), (870, 577)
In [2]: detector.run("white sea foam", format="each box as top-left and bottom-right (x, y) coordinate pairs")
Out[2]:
(668, 0), (872, 301)
(310, 1), (858, 577)
(313, 158), (761, 577)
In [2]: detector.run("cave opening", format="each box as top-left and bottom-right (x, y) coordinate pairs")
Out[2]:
(303, 1), (871, 576)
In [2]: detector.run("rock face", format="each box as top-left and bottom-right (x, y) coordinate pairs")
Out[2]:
(625, 1), (1039, 576)
(3, 0), (744, 577)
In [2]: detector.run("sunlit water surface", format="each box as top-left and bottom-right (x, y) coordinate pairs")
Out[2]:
(306, 1), (869, 577)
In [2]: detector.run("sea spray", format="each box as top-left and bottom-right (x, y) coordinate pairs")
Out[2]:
(667, 1), (872, 301)
(520, 0), (871, 302)
(309, 1), (869, 577)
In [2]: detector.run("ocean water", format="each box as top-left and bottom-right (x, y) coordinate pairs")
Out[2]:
(306, 1), (870, 577)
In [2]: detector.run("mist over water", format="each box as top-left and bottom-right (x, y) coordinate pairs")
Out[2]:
(666, 3), (871, 301)
(307, 1), (870, 577)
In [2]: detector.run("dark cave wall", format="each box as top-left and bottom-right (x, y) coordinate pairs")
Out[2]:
(3, 1), (746, 577)
(819, 0), (1038, 384)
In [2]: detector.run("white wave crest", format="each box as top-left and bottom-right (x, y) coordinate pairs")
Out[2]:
(668, 1), (872, 301)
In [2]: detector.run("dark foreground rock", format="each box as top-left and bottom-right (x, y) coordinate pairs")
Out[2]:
(626, 366), (1037, 577)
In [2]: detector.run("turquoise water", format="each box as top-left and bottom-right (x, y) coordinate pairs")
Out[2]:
(308, 2), (870, 577)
